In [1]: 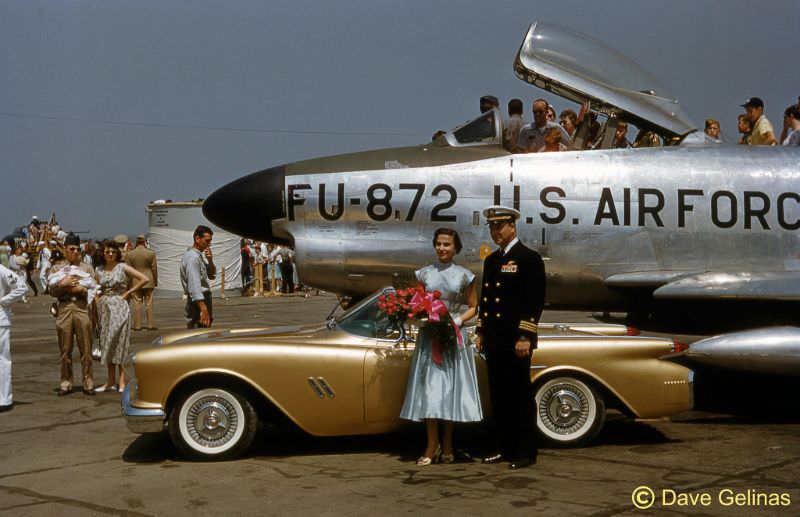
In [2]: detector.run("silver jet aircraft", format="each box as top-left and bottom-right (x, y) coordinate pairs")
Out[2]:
(203, 22), (800, 337)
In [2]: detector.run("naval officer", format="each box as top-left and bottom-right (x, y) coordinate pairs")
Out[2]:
(0, 262), (28, 411)
(475, 205), (546, 469)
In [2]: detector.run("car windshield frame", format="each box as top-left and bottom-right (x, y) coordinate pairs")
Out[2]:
(335, 288), (406, 342)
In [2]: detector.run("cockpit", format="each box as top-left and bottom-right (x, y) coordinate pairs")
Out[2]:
(436, 22), (721, 151)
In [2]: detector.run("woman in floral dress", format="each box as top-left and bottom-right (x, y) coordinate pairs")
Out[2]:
(95, 241), (147, 392)
(400, 228), (483, 465)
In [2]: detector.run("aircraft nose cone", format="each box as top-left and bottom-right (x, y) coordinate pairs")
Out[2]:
(202, 165), (287, 243)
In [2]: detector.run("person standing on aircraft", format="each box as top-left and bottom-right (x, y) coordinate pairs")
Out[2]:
(559, 109), (578, 139)
(0, 262), (28, 412)
(634, 130), (661, 147)
(180, 225), (216, 328)
(742, 97), (777, 146)
(399, 228), (482, 465)
(704, 118), (721, 140)
(613, 121), (632, 148)
(476, 206), (546, 469)
(503, 99), (525, 153)
(479, 95), (499, 114)
(781, 105), (800, 146)
(517, 99), (570, 152)
(538, 126), (568, 152)
(737, 114), (752, 145)
(546, 105), (557, 122)
(125, 235), (158, 330)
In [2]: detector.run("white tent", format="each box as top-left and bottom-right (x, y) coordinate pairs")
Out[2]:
(146, 201), (242, 298)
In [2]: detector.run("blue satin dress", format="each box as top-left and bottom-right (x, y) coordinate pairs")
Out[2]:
(399, 261), (483, 423)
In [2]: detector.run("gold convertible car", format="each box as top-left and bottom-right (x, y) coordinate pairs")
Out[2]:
(122, 289), (693, 460)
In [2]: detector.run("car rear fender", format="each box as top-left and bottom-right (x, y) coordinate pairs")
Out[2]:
(531, 366), (639, 418)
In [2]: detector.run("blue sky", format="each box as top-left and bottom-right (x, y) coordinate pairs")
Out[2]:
(2, 0), (797, 238)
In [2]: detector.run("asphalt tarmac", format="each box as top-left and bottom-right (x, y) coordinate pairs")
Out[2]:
(1, 293), (798, 516)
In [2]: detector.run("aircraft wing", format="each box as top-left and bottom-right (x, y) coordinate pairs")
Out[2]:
(605, 271), (800, 301)
(513, 22), (698, 137)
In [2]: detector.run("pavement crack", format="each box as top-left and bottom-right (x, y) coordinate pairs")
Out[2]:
(0, 457), (112, 481)
(1, 415), (120, 434)
(0, 484), (155, 516)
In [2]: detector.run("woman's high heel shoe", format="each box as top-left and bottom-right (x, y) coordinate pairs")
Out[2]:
(416, 445), (441, 466)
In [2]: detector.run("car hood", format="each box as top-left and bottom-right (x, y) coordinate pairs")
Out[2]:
(160, 324), (325, 345)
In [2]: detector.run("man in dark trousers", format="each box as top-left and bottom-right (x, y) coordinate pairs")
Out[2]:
(476, 205), (546, 469)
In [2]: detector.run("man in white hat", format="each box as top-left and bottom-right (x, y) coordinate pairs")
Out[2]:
(475, 205), (546, 469)
(0, 262), (28, 412)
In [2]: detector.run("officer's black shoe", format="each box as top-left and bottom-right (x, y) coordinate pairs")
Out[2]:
(482, 453), (504, 464)
(56, 388), (73, 396)
(0, 404), (13, 413)
(82, 388), (95, 396)
(509, 458), (532, 469)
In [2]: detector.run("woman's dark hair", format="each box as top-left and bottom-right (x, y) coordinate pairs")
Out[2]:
(98, 240), (122, 267)
(432, 228), (462, 254)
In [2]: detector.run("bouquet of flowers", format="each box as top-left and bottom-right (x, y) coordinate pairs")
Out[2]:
(377, 284), (463, 364)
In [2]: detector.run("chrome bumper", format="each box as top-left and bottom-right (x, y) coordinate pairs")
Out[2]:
(121, 380), (166, 433)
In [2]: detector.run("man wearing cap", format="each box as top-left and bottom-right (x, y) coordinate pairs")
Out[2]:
(125, 235), (158, 330)
(476, 205), (546, 469)
(48, 233), (98, 396)
(0, 261), (28, 412)
(742, 97), (777, 146)
(480, 95), (499, 114)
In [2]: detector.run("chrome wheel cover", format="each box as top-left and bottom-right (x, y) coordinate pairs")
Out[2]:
(535, 377), (597, 442)
(178, 388), (246, 455)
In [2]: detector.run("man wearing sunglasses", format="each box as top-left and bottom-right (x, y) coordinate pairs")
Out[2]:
(517, 99), (571, 153)
(48, 233), (98, 396)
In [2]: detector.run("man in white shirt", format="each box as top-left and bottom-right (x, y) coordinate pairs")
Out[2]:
(180, 225), (217, 328)
(742, 97), (777, 146)
(517, 99), (571, 152)
(0, 263), (28, 411)
(38, 241), (53, 294)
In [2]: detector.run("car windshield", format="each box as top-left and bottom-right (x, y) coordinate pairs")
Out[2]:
(336, 289), (402, 340)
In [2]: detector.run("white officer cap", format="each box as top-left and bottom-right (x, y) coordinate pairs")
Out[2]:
(482, 205), (521, 223)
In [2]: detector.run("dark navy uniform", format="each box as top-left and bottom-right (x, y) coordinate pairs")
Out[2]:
(477, 239), (546, 462)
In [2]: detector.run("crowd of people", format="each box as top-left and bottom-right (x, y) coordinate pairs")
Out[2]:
(480, 93), (800, 153)
(714, 96), (800, 146)
(0, 220), (160, 407)
(239, 238), (314, 298)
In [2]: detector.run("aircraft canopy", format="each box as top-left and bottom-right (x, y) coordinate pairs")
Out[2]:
(514, 22), (699, 137)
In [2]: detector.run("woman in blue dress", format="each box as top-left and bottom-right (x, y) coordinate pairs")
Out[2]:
(400, 228), (483, 465)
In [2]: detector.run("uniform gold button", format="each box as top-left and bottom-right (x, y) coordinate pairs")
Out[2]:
(482, 297), (487, 302)
(496, 313), (501, 318)
(483, 312), (487, 317)
(495, 298), (499, 302)
(484, 283), (489, 287)
(496, 282), (500, 287)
